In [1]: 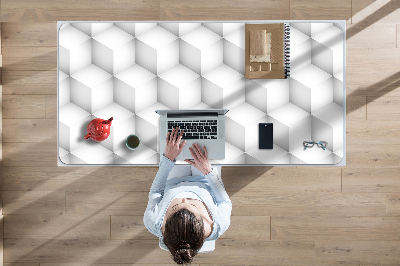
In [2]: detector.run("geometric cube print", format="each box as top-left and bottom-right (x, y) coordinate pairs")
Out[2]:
(58, 22), (344, 165)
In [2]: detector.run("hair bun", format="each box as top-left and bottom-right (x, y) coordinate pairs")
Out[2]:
(174, 248), (193, 264)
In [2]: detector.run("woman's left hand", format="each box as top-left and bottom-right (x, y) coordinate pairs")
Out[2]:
(165, 127), (186, 161)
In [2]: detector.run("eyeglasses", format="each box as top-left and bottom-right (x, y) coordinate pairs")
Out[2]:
(303, 141), (328, 150)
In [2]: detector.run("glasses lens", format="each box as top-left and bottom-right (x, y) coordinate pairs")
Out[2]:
(317, 142), (327, 148)
(303, 141), (314, 147)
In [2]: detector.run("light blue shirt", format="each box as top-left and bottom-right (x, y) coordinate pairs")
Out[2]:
(143, 154), (232, 243)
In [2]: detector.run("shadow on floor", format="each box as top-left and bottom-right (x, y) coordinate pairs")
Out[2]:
(347, 0), (400, 40)
(346, 71), (400, 115)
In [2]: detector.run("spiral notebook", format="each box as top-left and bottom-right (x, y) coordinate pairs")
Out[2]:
(245, 23), (290, 79)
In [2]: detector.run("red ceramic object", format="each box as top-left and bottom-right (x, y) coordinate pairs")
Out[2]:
(84, 117), (113, 142)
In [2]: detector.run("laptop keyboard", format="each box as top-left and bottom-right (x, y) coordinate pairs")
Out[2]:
(168, 120), (218, 139)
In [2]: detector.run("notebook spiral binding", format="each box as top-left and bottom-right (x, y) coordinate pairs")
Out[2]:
(284, 23), (290, 79)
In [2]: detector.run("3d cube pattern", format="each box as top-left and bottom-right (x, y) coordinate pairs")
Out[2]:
(58, 22), (344, 165)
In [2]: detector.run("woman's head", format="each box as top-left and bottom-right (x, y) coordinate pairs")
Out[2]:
(163, 208), (206, 264)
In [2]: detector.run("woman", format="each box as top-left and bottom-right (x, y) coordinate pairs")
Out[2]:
(144, 127), (232, 264)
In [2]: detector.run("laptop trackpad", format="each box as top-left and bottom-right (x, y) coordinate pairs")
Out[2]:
(182, 140), (223, 159)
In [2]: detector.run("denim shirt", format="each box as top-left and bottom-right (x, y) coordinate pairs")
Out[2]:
(143, 154), (232, 242)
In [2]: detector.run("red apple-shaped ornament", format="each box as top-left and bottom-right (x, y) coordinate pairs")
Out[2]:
(84, 117), (113, 142)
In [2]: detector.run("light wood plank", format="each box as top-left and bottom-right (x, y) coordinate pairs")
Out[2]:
(346, 120), (400, 145)
(2, 166), (158, 192)
(1, 22), (56, 46)
(290, 0), (351, 20)
(231, 191), (386, 216)
(4, 263), (40, 266)
(2, 142), (57, 167)
(2, 119), (57, 143)
(347, 23), (396, 49)
(198, 240), (315, 264)
(3, 238), (315, 264)
(1, 70), (57, 95)
(4, 214), (110, 239)
(0, 21), (2, 51)
(3, 238), (163, 264)
(347, 48), (400, 75)
(160, 0), (289, 20)
(347, 71), (400, 97)
(111, 215), (270, 240)
(41, 264), (198, 266)
(386, 193), (400, 216)
(3, 95), (45, 119)
(2, 47), (56, 71)
(360, 265), (400, 266)
(351, 0), (376, 22)
(66, 191), (148, 215)
(343, 168), (400, 192)
(273, 216), (400, 241)
(0, 85), (2, 220)
(0, 56), (3, 84)
(2, 191), (65, 215)
(0, 216), (3, 266)
(346, 144), (400, 168)
(200, 265), (358, 266)
(45, 95), (56, 119)
(367, 96), (400, 120)
(397, 24), (399, 48)
(222, 166), (341, 192)
(0, 0), (160, 22)
(111, 215), (156, 240)
(346, 96), (366, 120)
(316, 240), (400, 264)
(222, 216), (270, 240)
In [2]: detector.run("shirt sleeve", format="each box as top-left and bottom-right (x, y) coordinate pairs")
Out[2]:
(143, 154), (175, 237)
(204, 166), (232, 238)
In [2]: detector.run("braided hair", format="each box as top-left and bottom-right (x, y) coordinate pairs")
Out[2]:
(163, 208), (206, 264)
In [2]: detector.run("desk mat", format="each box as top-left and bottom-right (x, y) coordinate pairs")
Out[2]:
(58, 22), (345, 165)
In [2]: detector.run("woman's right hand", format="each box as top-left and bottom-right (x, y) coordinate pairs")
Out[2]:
(184, 143), (212, 176)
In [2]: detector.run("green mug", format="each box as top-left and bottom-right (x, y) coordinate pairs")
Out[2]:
(126, 134), (140, 150)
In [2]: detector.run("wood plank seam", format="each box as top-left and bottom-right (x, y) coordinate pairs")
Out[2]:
(351, 0), (352, 24)
(270, 216), (272, 240)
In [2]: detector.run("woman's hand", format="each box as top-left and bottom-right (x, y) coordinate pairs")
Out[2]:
(165, 127), (186, 161)
(184, 143), (212, 175)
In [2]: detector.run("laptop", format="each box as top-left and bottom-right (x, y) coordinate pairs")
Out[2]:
(155, 109), (229, 160)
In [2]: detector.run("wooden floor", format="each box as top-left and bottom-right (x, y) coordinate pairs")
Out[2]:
(1, 0), (400, 265)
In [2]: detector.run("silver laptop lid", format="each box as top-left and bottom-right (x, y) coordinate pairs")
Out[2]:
(155, 109), (229, 116)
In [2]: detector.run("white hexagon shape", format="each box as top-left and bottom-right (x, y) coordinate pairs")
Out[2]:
(70, 64), (113, 114)
(92, 25), (135, 75)
(158, 64), (201, 110)
(136, 26), (179, 75)
(202, 64), (245, 110)
(114, 64), (157, 114)
(180, 26), (223, 75)
(59, 25), (91, 75)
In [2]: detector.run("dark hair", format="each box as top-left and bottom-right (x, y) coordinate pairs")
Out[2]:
(163, 208), (206, 264)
